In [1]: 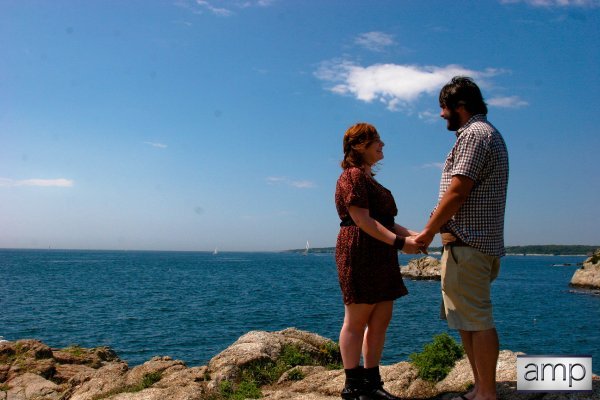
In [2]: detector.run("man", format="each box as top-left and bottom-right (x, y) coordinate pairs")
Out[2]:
(416, 77), (509, 400)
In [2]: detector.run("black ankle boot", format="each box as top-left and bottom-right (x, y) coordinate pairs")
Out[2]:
(341, 366), (371, 400)
(363, 366), (401, 400)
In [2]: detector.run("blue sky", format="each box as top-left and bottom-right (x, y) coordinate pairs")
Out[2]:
(1, 0), (599, 251)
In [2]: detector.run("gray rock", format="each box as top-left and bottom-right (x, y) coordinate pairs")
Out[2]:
(6, 372), (60, 400)
(570, 248), (600, 289)
(402, 256), (442, 280)
(69, 362), (129, 400)
(207, 327), (337, 388)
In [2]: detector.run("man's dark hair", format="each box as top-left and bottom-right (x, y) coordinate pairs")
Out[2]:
(439, 76), (488, 115)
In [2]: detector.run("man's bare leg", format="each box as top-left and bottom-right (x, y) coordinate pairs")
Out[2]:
(459, 330), (479, 400)
(452, 328), (498, 400)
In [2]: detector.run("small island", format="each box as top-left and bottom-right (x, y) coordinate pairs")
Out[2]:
(401, 256), (441, 280)
(570, 248), (600, 290)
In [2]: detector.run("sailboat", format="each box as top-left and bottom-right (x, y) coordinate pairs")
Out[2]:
(213, 247), (218, 255)
(303, 241), (310, 256)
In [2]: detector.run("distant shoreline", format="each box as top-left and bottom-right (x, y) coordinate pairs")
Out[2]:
(289, 245), (598, 256)
(0, 245), (596, 256)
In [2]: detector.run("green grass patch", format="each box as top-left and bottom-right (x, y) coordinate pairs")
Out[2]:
(218, 380), (261, 400)
(63, 345), (86, 357)
(317, 341), (343, 370)
(91, 371), (163, 400)
(409, 333), (464, 382)
(137, 371), (163, 390)
(286, 368), (305, 381)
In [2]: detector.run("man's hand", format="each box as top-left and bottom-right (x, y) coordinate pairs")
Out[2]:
(402, 236), (426, 254)
(415, 230), (435, 253)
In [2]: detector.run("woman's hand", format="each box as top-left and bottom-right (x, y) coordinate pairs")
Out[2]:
(402, 236), (427, 254)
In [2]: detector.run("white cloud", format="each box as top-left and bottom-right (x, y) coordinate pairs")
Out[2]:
(500, 0), (600, 7)
(258, 0), (275, 5)
(266, 177), (286, 184)
(144, 141), (168, 149)
(355, 32), (395, 52)
(172, 20), (193, 27)
(184, 0), (276, 16)
(0, 178), (74, 187)
(289, 180), (316, 189)
(195, 0), (233, 16)
(487, 96), (529, 108)
(266, 176), (316, 189)
(419, 162), (445, 170)
(418, 110), (440, 123)
(315, 61), (497, 111)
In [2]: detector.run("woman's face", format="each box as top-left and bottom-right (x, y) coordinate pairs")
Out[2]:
(362, 137), (384, 166)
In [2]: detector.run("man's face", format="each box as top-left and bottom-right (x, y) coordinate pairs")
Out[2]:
(440, 105), (462, 132)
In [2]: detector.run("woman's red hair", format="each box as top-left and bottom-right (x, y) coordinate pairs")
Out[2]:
(341, 122), (380, 171)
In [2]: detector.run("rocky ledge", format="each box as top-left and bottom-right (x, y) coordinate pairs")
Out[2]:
(570, 248), (600, 290)
(2, 328), (599, 400)
(401, 256), (441, 280)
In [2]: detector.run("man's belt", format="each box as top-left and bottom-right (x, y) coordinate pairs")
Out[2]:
(441, 232), (470, 247)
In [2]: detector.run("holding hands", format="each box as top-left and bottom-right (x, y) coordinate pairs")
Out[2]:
(402, 235), (427, 254)
(414, 230), (435, 254)
(393, 225), (429, 254)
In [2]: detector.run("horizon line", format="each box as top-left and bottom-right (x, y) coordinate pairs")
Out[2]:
(1, 244), (598, 254)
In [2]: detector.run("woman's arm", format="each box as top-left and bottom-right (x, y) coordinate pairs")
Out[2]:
(394, 224), (418, 237)
(348, 206), (395, 245)
(348, 206), (423, 253)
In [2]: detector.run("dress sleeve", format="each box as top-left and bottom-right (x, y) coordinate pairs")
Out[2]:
(339, 168), (369, 209)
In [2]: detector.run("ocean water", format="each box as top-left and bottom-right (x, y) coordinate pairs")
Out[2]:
(1, 249), (598, 373)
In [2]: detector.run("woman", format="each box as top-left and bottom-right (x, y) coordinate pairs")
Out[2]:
(335, 122), (422, 400)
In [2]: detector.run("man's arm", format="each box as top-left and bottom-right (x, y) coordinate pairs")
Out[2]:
(416, 175), (475, 248)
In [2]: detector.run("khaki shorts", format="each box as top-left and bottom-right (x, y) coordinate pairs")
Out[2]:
(440, 245), (500, 331)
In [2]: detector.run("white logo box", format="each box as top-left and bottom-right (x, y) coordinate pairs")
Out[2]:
(517, 355), (592, 392)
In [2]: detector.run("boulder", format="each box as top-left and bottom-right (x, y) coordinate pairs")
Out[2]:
(68, 361), (129, 400)
(570, 248), (600, 290)
(0, 339), (56, 383)
(207, 327), (338, 388)
(68, 357), (209, 400)
(5, 372), (61, 400)
(402, 256), (442, 280)
(52, 345), (119, 368)
(436, 350), (519, 394)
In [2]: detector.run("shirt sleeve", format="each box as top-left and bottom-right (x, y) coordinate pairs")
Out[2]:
(340, 168), (369, 209)
(451, 130), (489, 182)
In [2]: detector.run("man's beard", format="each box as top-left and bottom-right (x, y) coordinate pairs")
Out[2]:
(446, 108), (462, 131)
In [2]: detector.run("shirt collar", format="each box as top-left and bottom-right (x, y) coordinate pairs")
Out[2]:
(456, 114), (487, 138)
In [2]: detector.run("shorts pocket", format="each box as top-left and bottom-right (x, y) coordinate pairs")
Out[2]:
(441, 246), (458, 292)
(448, 245), (458, 264)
